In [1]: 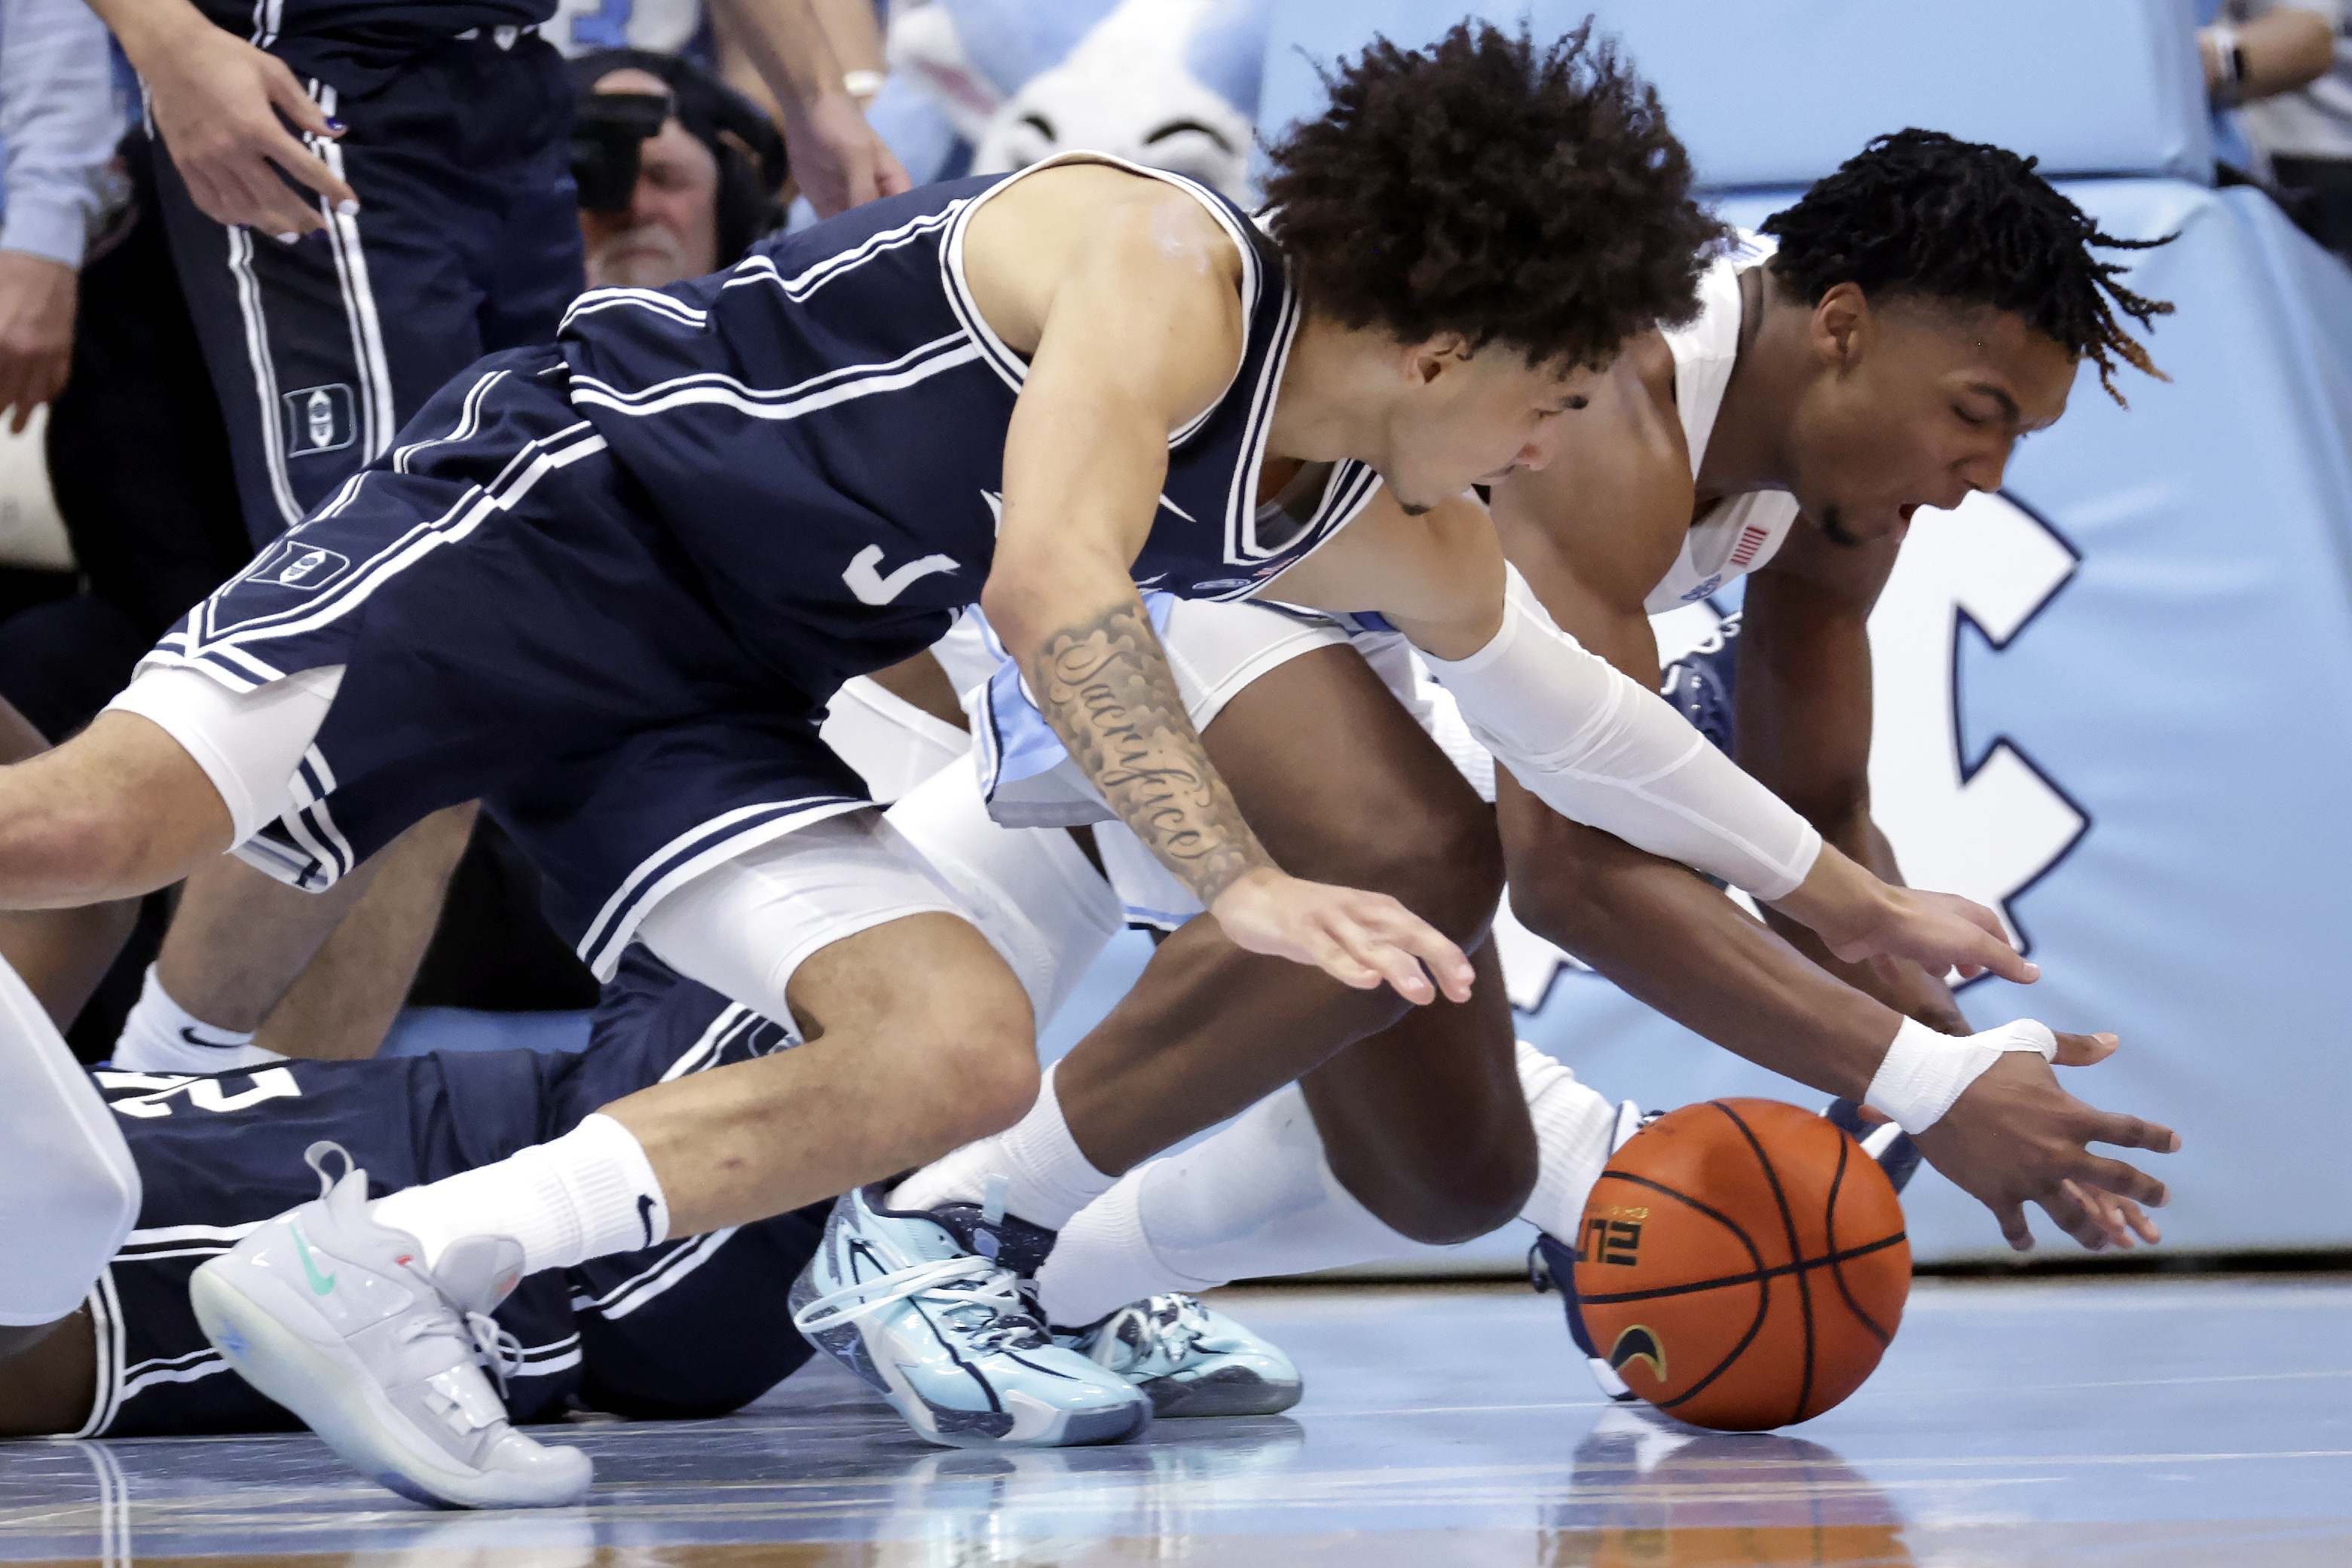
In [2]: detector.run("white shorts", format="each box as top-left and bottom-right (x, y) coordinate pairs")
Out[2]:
(102, 663), (345, 853)
(1088, 600), (1495, 931)
(635, 808), (972, 1030)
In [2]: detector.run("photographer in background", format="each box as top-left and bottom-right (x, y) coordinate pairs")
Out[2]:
(573, 48), (790, 289)
(2208, 2), (2352, 260)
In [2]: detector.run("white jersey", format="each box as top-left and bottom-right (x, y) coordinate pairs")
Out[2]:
(1643, 237), (1801, 613)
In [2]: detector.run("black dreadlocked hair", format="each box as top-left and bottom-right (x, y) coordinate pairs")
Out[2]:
(1262, 22), (1728, 372)
(1763, 129), (2173, 404)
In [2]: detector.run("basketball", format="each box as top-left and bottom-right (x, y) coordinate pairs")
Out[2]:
(1573, 1099), (1911, 1431)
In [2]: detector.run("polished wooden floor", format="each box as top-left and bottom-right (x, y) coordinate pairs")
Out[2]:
(2, 1276), (2347, 1565)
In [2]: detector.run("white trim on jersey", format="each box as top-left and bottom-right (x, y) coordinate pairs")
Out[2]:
(225, 225), (305, 532)
(935, 152), (1262, 436)
(393, 365), (505, 474)
(567, 334), (980, 423)
(658, 1003), (759, 1084)
(560, 286), (709, 333)
(571, 1225), (740, 1322)
(71, 1269), (127, 1439)
(186, 413), (609, 662)
(575, 794), (870, 979)
(558, 203), (969, 336)
(308, 83), (396, 465)
(247, 0), (283, 51)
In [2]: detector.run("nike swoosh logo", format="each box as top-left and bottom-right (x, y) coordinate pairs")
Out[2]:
(179, 1026), (244, 1050)
(289, 1221), (337, 1296)
(638, 1194), (658, 1249)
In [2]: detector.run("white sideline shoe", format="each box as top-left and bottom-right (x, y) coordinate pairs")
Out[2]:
(190, 1144), (592, 1508)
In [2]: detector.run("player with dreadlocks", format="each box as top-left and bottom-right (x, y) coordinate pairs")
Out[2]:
(859, 127), (2184, 1403)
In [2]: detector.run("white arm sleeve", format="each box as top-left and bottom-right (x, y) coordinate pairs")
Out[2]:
(0, 951), (140, 1324)
(1421, 567), (1822, 900)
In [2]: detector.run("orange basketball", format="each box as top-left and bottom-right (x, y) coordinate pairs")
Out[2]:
(1572, 1098), (1910, 1431)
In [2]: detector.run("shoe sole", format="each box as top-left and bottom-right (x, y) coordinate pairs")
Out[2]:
(190, 1261), (591, 1509)
(1143, 1365), (1304, 1419)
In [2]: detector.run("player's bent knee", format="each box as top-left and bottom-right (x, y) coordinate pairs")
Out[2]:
(1356, 800), (1504, 941)
(894, 961), (1038, 1145)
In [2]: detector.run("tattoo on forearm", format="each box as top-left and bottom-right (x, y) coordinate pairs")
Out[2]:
(1032, 597), (1273, 906)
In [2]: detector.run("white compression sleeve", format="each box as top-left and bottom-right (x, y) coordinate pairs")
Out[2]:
(1422, 567), (1821, 900)
(0, 954), (141, 1325)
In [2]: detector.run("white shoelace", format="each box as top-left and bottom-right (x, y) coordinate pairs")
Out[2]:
(1088, 1294), (1211, 1375)
(401, 1307), (527, 1395)
(792, 1254), (1044, 1351)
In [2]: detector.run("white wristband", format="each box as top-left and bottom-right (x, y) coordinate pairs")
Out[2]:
(1864, 1017), (2058, 1135)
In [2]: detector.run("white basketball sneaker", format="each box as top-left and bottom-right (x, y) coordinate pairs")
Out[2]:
(1063, 1294), (1303, 1417)
(790, 1183), (1150, 1448)
(188, 1144), (592, 1509)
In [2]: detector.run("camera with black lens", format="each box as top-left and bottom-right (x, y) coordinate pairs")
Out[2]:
(571, 91), (671, 213)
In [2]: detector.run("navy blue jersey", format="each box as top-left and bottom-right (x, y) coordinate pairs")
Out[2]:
(75, 961), (821, 1438)
(197, 0), (555, 93)
(558, 155), (1386, 698)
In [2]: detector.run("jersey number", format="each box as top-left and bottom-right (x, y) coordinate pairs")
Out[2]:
(100, 1067), (304, 1119)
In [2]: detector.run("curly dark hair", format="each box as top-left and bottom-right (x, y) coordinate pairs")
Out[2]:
(1762, 129), (2174, 404)
(1261, 21), (1727, 371)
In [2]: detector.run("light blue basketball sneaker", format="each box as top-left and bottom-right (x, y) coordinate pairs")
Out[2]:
(790, 1183), (1150, 1448)
(1062, 1294), (1303, 1418)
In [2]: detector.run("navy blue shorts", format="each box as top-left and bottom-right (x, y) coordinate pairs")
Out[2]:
(152, 347), (870, 974)
(76, 959), (823, 1438)
(154, 31), (581, 548)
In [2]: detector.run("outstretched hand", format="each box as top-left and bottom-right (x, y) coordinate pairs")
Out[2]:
(1209, 867), (1473, 1007)
(1908, 1035), (2179, 1252)
(1826, 885), (2037, 985)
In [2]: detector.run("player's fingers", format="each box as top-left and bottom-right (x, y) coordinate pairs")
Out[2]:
(262, 127), (357, 213)
(1335, 924), (1435, 1005)
(2084, 1108), (2181, 1155)
(1955, 925), (2036, 985)
(1992, 1200), (2035, 1252)
(2058, 1180), (2133, 1249)
(2052, 1030), (2120, 1066)
(1301, 929), (1384, 992)
(2069, 1150), (2170, 1210)
(2123, 1200), (2163, 1246)
(221, 157), (316, 239)
(1347, 895), (1471, 1002)
(2036, 1182), (2111, 1252)
(5, 402), (29, 436)
(263, 63), (341, 139)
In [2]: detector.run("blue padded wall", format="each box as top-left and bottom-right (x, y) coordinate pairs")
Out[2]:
(1258, 0), (2213, 189)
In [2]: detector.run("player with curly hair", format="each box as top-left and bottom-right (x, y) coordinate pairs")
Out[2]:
(0, 24), (2028, 1502)
(863, 128), (2182, 1401)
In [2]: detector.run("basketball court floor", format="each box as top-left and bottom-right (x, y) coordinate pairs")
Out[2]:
(1, 1273), (2344, 1565)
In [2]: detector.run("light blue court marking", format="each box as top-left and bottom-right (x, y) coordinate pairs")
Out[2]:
(0, 1278), (2345, 1562)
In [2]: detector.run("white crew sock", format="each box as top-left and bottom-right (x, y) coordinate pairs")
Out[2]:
(369, 1114), (670, 1276)
(111, 965), (286, 1074)
(1514, 1041), (1617, 1241)
(887, 1061), (1112, 1229)
(1034, 1085), (1419, 1327)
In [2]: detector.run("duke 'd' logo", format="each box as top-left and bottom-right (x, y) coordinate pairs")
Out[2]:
(1496, 490), (2087, 1010)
